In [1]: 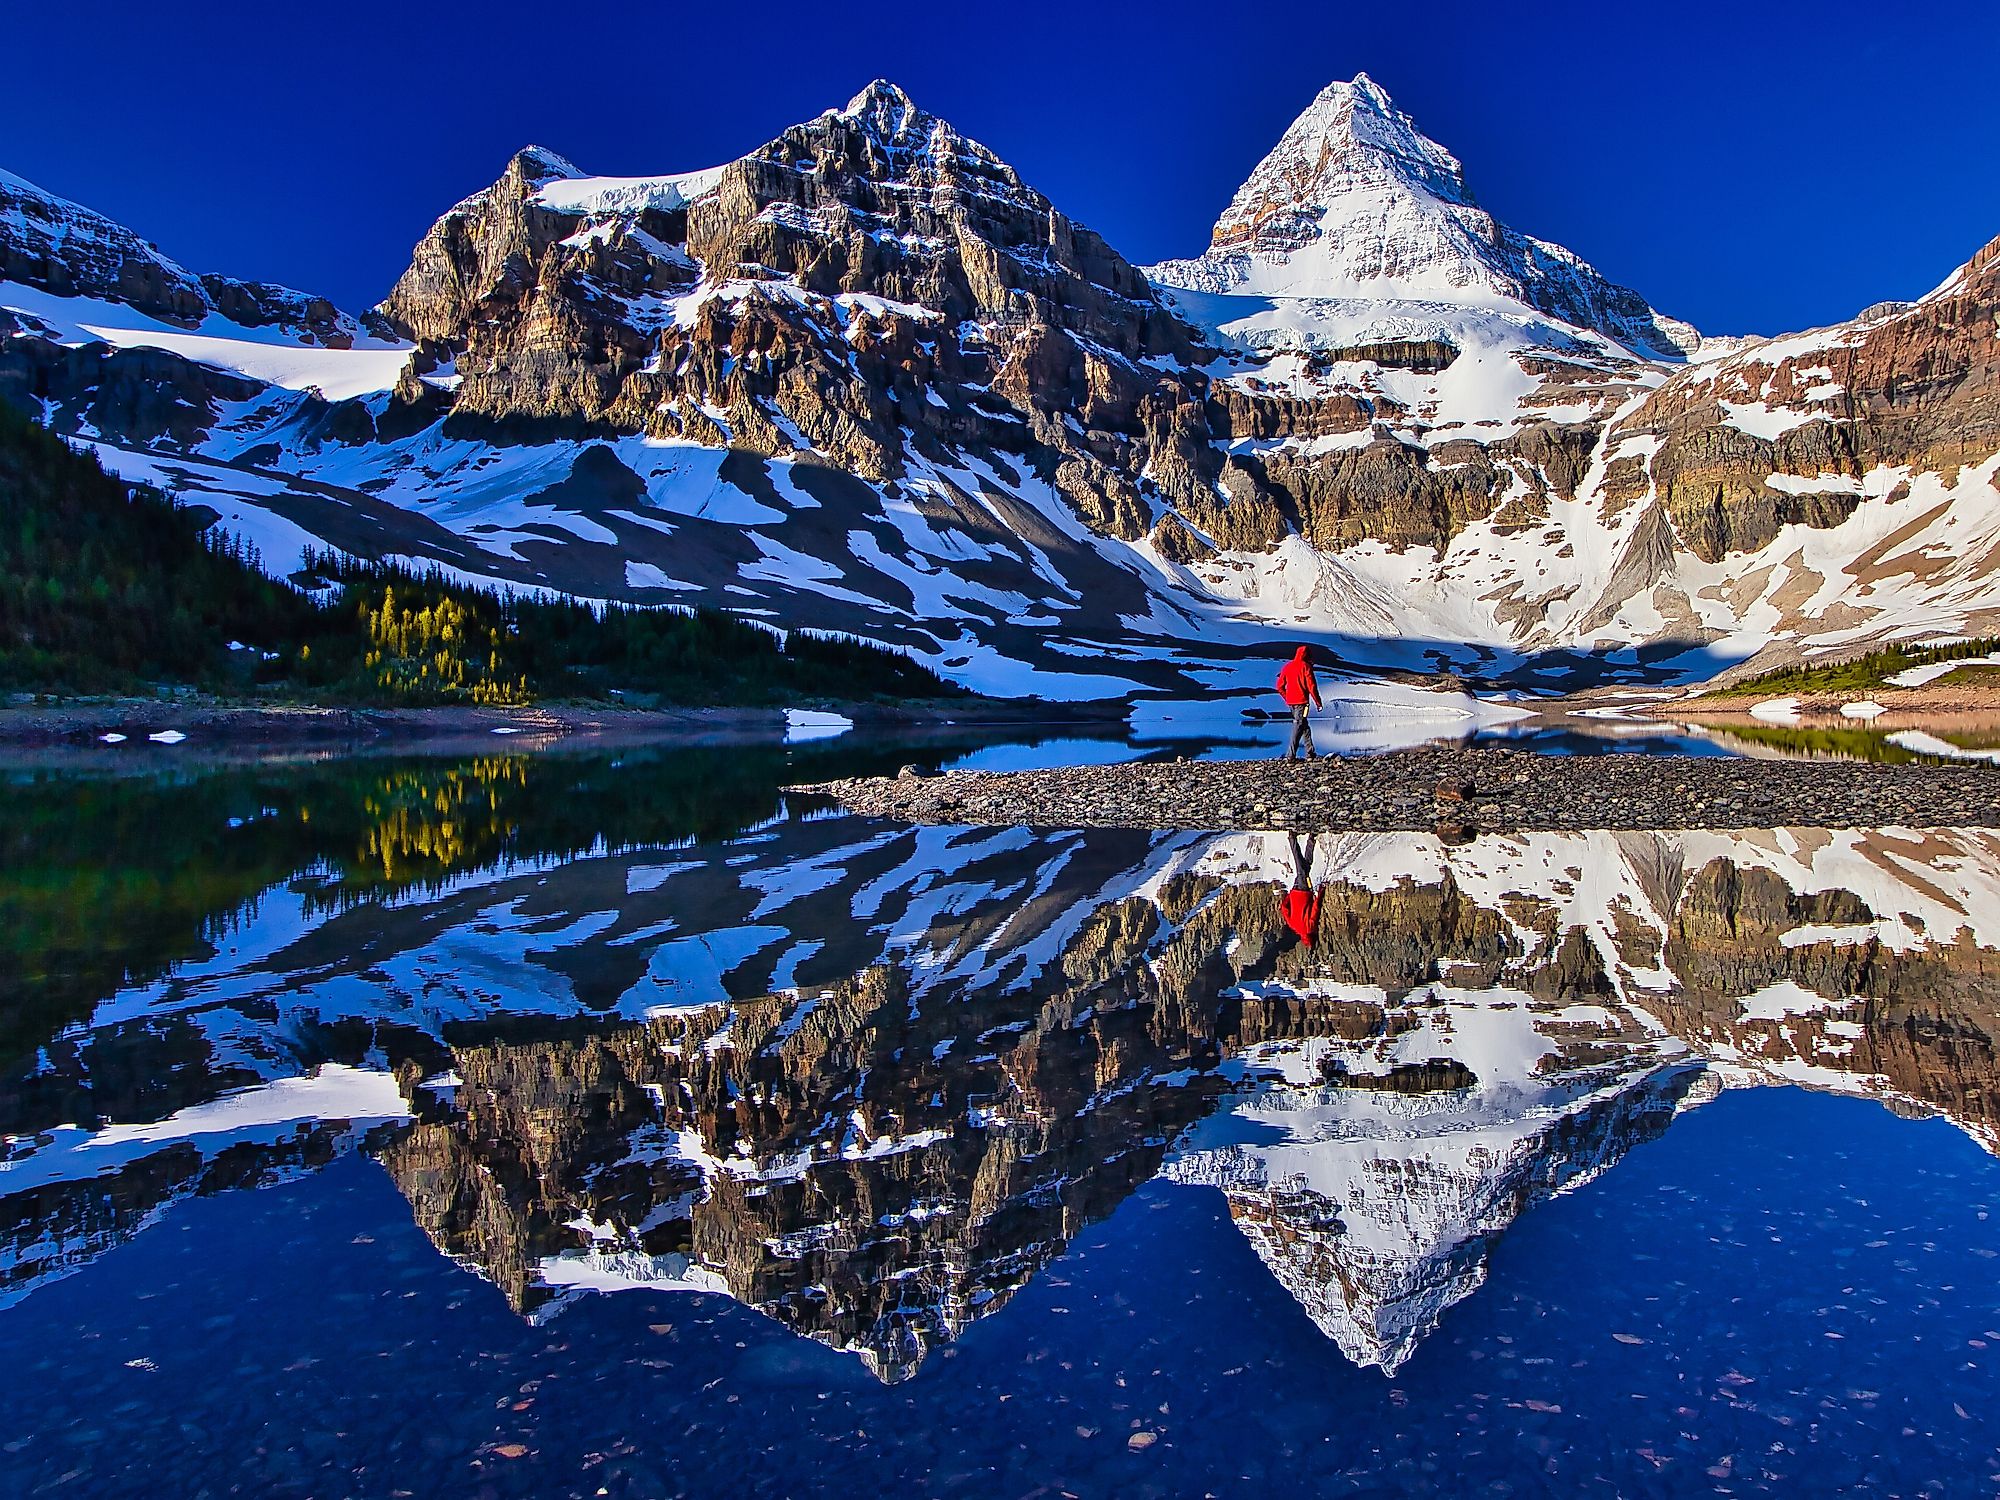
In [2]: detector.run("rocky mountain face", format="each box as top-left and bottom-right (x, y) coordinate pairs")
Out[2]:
(0, 168), (375, 344)
(2, 79), (1999, 690)
(6, 812), (1998, 1372)
(1601, 239), (2000, 566)
(1, 167), (209, 326)
(376, 85), (1207, 530)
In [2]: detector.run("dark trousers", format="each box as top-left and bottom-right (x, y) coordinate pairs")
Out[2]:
(1288, 831), (1316, 882)
(1285, 703), (1317, 759)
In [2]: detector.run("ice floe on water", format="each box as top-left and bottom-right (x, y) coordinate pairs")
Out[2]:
(1749, 696), (1802, 724)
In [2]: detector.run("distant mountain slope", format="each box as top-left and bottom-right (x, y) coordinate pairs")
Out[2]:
(1, 167), (390, 346)
(2, 76), (1998, 698)
(0, 400), (960, 702)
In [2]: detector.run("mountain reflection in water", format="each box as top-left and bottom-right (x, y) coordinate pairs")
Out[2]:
(5, 748), (1998, 1412)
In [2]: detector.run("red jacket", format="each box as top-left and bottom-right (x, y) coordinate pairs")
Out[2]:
(1282, 886), (1321, 946)
(1277, 648), (1321, 708)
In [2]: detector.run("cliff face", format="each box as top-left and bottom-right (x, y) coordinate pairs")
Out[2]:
(360, 79), (1683, 573)
(0, 167), (209, 325)
(368, 86), (1217, 529)
(1602, 236), (2000, 562)
(0, 167), (382, 344)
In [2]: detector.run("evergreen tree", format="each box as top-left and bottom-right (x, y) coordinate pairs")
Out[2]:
(0, 402), (965, 705)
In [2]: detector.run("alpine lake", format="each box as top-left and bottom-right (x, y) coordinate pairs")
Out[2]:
(2, 716), (1997, 1499)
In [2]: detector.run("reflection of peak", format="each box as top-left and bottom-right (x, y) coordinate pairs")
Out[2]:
(0, 1068), (410, 1308)
(1175, 1063), (1701, 1374)
(373, 932), (1239, 1382)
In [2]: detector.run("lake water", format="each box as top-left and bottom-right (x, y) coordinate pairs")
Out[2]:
(2, 734), (1998, 1497)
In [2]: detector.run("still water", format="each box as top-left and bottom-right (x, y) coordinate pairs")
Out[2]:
(2, 735), (1997, 1497)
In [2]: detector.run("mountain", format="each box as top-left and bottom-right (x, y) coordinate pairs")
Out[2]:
(3, 77), (1999, 699)
(1148, 74), (1698, 360)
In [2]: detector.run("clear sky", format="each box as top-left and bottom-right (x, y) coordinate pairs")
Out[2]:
(7, 0), (1996, 338)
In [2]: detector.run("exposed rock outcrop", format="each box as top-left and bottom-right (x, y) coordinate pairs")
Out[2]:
(1607, 235), (2000, 561)
(0, 167), (208, 325)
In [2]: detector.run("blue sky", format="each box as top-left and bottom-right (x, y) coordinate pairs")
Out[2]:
(6, 0), (1996, 336)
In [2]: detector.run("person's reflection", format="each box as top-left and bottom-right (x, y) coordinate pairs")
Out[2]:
(1282, 831), (1322, 949)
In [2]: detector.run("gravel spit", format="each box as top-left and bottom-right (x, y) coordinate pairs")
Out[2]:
(797, 748), (2000, 832)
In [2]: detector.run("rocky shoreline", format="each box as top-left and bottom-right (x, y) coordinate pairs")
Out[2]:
(800, 747), (2000, 832)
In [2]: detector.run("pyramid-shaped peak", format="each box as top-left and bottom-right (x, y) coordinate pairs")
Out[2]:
(1258, 73), (1473, 213)
(821, 79), (1019, 182)
(844, 78), (917, 115)
(839, 79), (933, 143)
(1320, 71), (1394, 110)
(1148, 71), (1695, 357)
(1183, 73), (1476, 279)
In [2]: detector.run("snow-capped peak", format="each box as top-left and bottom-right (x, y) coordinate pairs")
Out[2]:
(430, 143), (724, 224)
(841, 78), (923, 134)
(1150, 73), (1696, 359)
(0, 166), (59, 203)
(1218, 71), (1478, 244)
(1151, 72), (1494, 301)
(833, 79), (993, 176)
(1918, 228), (2000, 305)
(511, 144), (586, 185)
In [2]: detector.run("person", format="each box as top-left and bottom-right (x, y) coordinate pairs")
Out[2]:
(1282, 831), (1321, 948)
(1276, 645), (1322, 760)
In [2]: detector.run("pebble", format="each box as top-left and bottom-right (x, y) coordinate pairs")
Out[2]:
(798, 748), (2000, 832)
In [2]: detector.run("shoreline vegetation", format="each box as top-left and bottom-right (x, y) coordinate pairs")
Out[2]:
(0, 404), (965, 711)
(1667, 686), (2000, 718)
(1699, 638), (2000, 700)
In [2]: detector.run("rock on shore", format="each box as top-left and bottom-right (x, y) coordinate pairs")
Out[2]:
(801, 748), (2000, 832)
